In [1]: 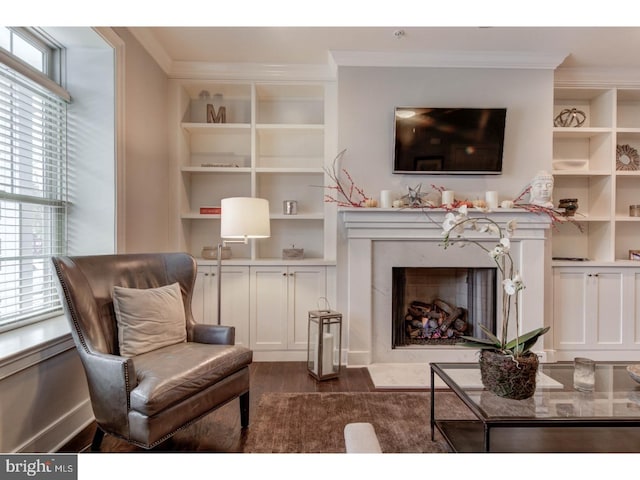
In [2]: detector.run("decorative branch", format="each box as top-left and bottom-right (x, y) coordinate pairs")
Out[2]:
(322, 149), (370, 207)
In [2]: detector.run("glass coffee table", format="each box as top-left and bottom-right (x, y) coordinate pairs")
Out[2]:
(430, 362), (640, 453)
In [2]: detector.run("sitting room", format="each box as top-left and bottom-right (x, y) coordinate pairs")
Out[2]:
(1, 4), (639, 477)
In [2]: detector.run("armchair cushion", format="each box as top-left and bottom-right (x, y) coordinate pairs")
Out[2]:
(112, 282), (187, 357)
(129, 342), (253, 416)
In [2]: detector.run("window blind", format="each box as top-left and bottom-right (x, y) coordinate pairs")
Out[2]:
(0, 59), (67, 329)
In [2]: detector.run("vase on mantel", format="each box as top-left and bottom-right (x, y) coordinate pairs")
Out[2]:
(478, 349), (539, 400)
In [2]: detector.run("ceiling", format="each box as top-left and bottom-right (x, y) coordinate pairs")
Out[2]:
(129, 26), (640, 72)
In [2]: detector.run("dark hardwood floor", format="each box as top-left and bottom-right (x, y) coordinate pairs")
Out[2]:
(58, 362), (395, 453)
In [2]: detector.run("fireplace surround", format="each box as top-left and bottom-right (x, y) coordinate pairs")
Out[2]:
(340, 208), (553, 366)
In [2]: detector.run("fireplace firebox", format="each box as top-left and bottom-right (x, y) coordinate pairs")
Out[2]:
(392, 267), (497, 348)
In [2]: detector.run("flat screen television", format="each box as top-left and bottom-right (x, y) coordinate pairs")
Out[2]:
(393, 107), (507, 174)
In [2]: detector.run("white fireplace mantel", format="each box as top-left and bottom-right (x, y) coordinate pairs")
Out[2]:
(339, 207), (554, 366)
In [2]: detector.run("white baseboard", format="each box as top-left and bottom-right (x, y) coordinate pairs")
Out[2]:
(15, 399), (94, 453)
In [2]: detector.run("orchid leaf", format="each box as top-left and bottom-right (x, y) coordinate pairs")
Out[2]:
(459, 335), (501, 349)
(505, 326), (550, 352)
(478, 324), (502, 346)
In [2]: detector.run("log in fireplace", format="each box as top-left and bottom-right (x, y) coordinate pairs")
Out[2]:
(392, 267), (497, 348)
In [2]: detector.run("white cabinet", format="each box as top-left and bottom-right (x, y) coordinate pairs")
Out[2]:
(552, 87), (640, 263)
(249, 265), (328, 356)
(192, 264), (250, 347)
(552, 267), (640, 359)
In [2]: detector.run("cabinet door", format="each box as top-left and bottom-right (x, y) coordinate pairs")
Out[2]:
(192, 266), (215, 325)
(287, 266), (327, 350)
(193, 264), (250, 346)
(553, 268), (625, 351)
(218, 266), (250, 347)
(592, 270), (624, 346)
(553, 269), (589, 348)
(250, 266), (288, 350)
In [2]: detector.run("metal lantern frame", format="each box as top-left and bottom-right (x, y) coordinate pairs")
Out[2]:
(307, 309), (342, 381)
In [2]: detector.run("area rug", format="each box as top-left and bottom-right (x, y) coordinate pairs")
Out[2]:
(243, 391), (475, 453)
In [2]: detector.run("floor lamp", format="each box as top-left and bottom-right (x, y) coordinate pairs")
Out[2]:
(217, 197), (270, 325)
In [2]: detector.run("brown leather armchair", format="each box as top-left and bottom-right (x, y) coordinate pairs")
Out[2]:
(51, 252), (252, 451)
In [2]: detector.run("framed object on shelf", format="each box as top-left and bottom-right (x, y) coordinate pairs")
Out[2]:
(629, 250), (640, 261)
(616, 144), (639, 171)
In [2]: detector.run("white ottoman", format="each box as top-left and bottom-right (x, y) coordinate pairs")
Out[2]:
(343, 422), (383, 453)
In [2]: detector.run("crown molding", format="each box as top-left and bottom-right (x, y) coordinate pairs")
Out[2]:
(555, 67), (640, 88)
(167, 61), (335, 81)
(127, 27), (173, 74)
(329, 50), (568, 70)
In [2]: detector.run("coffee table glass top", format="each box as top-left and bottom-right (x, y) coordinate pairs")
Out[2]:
(432, 362), (640, 421)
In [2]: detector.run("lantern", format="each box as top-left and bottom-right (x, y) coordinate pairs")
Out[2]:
(307, 309), (342, 381)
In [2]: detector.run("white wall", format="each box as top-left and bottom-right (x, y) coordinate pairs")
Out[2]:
(336, 66), (554, 201)
(113, 28), (171, 253)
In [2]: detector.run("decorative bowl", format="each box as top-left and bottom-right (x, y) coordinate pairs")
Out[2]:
(627, 365), (640, 384)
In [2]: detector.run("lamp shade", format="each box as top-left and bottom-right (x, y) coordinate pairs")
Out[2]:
(220, 197), (270, 239)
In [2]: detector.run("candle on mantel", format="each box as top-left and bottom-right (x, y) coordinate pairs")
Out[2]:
(380, 190), (393, 208)
(485, 191), (499, 209)
(442, 190), (455, 206)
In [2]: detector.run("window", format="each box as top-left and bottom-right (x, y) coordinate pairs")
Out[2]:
(0, 27), (68, 331)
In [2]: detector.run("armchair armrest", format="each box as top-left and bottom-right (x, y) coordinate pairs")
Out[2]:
(81, 351), (137, 434)
(191, 324), (235, 345)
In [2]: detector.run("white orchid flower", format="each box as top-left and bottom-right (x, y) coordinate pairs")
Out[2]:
(500, 237), (511, 252)
(503, 278), (517, 295)
(489, 245), (505, 259)
(487, 224), (500, 235)
(442, 212), (458, 233)
(506, 219), (517, 237)
(503, 273), (524, 295)
(458, 205), (468, 216)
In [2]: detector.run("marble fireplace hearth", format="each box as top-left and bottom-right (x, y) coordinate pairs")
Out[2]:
(340, 207), (553, 367)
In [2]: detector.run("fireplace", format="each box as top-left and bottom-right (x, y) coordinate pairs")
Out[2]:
(392, 267), (497, 348)
(340, 208), (553, 365)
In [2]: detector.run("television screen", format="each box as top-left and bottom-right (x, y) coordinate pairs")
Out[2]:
(393, 107), (507, 174)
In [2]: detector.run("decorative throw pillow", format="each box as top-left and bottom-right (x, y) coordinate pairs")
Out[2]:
(112, 282), (187, 357)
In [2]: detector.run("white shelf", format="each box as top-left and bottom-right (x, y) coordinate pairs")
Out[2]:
(553, 127), (611, 138)
(181, 166), (251, 173)
(256, 123), (324, 130)
(552, 170), (610, 176)
(181, 122), (251, 134)
(270, 213), (324, 220)
(255, 167), (324, 174)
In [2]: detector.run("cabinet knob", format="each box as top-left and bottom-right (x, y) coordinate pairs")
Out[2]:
(282, 273), (287, 276)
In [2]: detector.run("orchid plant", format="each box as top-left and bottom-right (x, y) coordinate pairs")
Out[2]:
(441, 205), (549, 358)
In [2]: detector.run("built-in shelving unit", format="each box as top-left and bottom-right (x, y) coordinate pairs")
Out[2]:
(170, 79), (336, 263)
(551, 87), (640, 264)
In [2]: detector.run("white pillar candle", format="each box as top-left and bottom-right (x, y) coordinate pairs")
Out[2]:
(380, 190), (393, 208)
(322, 333), (334, 374)
(485, 191), (498, 209)
(441, 190), (455, 206)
